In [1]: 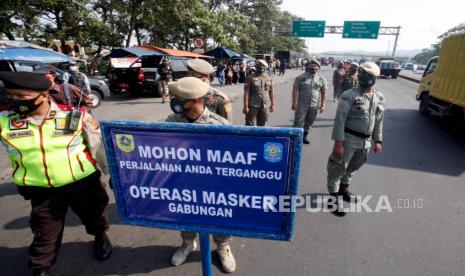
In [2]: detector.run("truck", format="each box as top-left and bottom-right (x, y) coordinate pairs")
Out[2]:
(416, 33), (465, 134)
(274, 51), (303, 68)
(376, 58), (401, 79)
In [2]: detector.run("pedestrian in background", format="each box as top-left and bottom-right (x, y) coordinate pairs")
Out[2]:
(327, 62), (384, 217)
(332, 62), (345, 101)
(232, 62), (239, 84)
(216, 63), (225, 87)
(243, 59), (275, 126)
(279, 59), (287, 76)
(225, 63), (233, 85)
(291, 59), (327, 144)
(157, 59), (173, 103)
(166, 77), (236, 273)
(63, 60), (91, 96)
(239, 63), (246, 83)
(341, 62), (360, 93)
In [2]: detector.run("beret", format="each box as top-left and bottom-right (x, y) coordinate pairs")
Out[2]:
(307, 58), (321, 68)
(186, 59), (214, 75)
(0, 71), (52, 91)
(255, 59), (268, 69)
(360, 62), (380, 77)
(168, 77), (209, 99)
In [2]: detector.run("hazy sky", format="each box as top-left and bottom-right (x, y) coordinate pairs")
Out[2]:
(280, 0), (465, 54)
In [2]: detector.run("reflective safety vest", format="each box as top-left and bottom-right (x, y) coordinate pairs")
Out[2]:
(0, 108), (97, 187)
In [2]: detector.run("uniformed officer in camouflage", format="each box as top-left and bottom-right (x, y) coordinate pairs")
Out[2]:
(292, 59), (328, 144)
(166, 77), (236, 273)
(332, 63), (345, 101)
(340, 62), (359, 93)
(243, 59), (275, 126)
(186, 59), (233, 123)
(326, 62), (385, 217)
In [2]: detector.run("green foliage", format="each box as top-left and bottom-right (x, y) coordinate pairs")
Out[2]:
(0, 0), (307, 55)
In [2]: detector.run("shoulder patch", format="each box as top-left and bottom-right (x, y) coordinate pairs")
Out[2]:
(86, 116), (99, 130)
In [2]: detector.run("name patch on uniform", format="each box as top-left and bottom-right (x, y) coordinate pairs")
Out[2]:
(55, 117), (68, 130)
(52, 130), (76, 136)
(9, 118), (28, 130)
(7, 130), (33, 139)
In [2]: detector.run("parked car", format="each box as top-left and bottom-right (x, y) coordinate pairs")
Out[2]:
(0, 60), (110, 108)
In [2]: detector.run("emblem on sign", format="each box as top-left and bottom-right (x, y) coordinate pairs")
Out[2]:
(263, 142), (283, 163)
(116, 134), (135, 153)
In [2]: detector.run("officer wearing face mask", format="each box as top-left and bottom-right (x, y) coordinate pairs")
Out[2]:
(63, 60), (91, 95)
(165, 77), (236, 273)
(0, 72), (112, 276)
(326, 62), (385, 217)
(340, 62), (359, 93)
(243, 59), (275, 126)
(291, 59), (328, 144)
(186, 59), (233, 123)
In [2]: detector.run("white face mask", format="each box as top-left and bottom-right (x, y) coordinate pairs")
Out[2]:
(69, 66), (78, 72)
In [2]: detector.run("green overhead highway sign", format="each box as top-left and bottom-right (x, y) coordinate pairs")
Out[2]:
(343, 21), (380, 39)
(292, 21), (326, 37)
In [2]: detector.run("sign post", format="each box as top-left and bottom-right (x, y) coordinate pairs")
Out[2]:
(342, 21), (381, 39)
(101, 121), (303, 275)
(292, 20), (326, 37)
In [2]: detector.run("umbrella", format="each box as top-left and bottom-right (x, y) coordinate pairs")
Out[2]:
(0, 40), (72, 63)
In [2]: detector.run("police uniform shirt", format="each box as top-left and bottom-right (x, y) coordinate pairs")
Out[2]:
(332, 88), (385, 149)
(0, 101), (108, 175)
(293, 73), (328, 107)
(205, 86), (233, 122)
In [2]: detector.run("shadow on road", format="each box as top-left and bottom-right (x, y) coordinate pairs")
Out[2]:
(0, 182), (18, 198)
(4, 203), (122, 230)
(367, 108), (465, 176)
(0, 243), (194, 275)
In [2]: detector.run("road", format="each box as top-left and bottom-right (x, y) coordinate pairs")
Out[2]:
(1, 67), (464, 276)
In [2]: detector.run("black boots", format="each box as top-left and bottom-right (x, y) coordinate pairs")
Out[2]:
(303, 131), (310, 144)
(94, 233), (113, 261)
(338, 184), (358, 203)
(329, 193), (346, 217)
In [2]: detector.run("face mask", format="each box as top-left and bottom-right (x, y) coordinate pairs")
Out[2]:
(170, 98), (191, 114)
(306, 67), (318, 73)
(255, 67), (264, 73)
(8, 94), (44, 115)
(69, 66), (78, 72)
(358, 74), (376, 88)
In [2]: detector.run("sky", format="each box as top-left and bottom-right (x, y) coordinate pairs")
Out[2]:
(280, 0), (465, 55)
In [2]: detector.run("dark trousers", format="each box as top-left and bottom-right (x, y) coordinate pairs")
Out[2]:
(18, 172), (109, 270)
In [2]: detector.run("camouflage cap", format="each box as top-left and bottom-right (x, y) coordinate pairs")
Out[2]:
(307, 58), (321, 68)
(168, 77), (209, 99)
(255, 59), (268, 69)
(186, 59), (214, 75)
(359, 62), (380, 77)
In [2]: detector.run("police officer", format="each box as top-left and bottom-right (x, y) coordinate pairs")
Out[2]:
(157, 59), (173, 103)
(0, 72), (112, 276)
(340, 62), (359, 93)
(186, 59), (233, 123)
(332, 63), (345, 101)
(292, 59), (328, 144)
(243, 59), (275, 126)
(166, 77), (236, 273)
(63, 60), (91, 95)
(326, 62), (385, 217)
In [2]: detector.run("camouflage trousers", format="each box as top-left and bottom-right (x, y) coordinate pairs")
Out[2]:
(327, 146), (369, 193)
(181, 231), (232, 246)
(293, 104), (318, 132)
(245, 106), (268, 126)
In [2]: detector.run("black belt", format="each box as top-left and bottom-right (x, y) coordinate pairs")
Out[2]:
(345, 127), (371, 139)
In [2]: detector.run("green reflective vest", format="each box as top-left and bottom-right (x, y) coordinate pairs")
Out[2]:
(0, 109), (97, 187)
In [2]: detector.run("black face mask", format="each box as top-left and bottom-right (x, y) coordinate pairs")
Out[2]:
(306, 67), (318, 74)
(8, 94), (44, 115)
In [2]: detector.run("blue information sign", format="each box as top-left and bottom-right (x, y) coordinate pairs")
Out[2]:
(101, 121), (303, 241)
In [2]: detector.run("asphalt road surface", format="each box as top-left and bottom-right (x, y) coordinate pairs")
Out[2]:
(0, 68), (464, 276)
